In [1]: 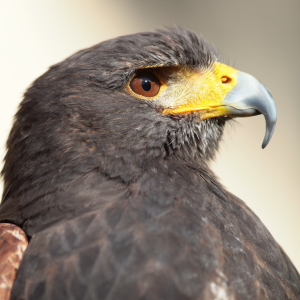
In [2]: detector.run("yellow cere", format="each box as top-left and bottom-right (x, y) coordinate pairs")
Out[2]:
(162, 62), (238, 120)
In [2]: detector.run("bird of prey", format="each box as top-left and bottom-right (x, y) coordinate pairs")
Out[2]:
(0, 28), (299, 300)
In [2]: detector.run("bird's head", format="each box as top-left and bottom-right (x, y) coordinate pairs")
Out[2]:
(2, 28), (276, 198)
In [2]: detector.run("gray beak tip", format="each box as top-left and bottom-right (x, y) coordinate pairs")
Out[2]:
(261, 118), (276, 149)
(223, 71), (277, 149)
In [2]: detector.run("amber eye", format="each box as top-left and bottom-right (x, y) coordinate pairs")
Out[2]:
(129, 71), (161, 97)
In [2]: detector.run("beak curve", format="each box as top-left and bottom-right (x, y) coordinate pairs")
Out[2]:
(223, 71), (277, 148)
(161, 63), (277, 149)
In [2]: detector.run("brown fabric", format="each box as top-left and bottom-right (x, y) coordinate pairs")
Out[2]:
(0, 223), (28, 300)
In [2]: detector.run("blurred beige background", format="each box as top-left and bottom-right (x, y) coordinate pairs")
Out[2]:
(1, 1), (299, 271)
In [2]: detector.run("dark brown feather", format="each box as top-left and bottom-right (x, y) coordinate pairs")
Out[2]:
(0, 28), (299, 299)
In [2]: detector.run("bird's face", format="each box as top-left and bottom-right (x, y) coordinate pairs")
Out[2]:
(103, 30), (275, 164)
(126, 63), (238, 119)
(119, 63), (240, 161)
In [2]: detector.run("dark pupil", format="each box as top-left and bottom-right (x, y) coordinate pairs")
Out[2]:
(141, 79), (151, 91)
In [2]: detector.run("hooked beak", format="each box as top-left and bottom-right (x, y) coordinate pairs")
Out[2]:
(163, 62), (277, 148)
(222, 71), (277, 148)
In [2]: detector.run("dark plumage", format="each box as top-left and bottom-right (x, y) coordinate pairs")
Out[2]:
(0, 28), (299, 299)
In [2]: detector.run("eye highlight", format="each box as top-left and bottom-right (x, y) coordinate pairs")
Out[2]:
(129, 71), (161, 97)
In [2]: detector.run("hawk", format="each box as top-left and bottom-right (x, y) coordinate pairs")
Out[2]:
(0, 28), (299, 299)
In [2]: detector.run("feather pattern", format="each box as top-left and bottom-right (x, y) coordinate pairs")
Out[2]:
(0, 28), (299, 299)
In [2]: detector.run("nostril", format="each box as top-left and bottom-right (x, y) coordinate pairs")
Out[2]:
(221, 76), (232, 84)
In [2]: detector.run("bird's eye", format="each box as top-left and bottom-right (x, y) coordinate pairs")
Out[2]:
(130, 71), (161, 97)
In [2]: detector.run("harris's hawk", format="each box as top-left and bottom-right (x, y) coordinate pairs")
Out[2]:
(0, 28), (299, 300)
